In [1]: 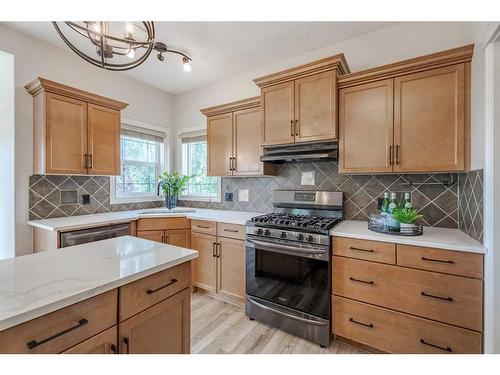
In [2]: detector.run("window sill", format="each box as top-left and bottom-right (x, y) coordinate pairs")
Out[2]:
(110, 195), (164, 205)
(179, 195), (222, 203)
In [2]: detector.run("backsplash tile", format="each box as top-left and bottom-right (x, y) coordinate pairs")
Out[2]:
(458, 169), (484, 243)
(28, 163), (484, 239)
(179, 161), (461, 229)
(28, 175), (163, 220)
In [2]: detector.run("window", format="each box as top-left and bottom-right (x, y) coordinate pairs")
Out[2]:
(180, 132), (221, 202)
(111, 124), (167, 204)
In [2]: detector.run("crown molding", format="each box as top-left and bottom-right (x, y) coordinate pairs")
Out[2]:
(200, 96), (260, 117)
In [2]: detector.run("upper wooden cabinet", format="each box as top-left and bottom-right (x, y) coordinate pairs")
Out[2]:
(254, 54), (349, 146)
(202, 97), (277, 177)
(338, 45), (473, 174)
(26, 78), (128, 175)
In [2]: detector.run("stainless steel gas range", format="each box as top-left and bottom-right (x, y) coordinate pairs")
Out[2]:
(245, 190), (343, 347)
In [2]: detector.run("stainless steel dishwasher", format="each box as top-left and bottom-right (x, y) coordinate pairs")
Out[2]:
(60, 223), (131, 248)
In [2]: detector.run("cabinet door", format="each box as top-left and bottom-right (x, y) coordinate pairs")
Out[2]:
(45, 93), (88, 174)
(207, 113), (233, 176)
(394, 64), (465, 172)
(137, 230), (165, 243)
(217, 237), (245, 303)
(261, 81), (295, 146)
(191, 231), (217, 293)
(119, 288), (190, 354)
(166, 229), (191, 248)
(233, 107), (263, 176)
(88, 104), (121, 175)
(339, 79), (394, 174)
(295, 71), (337, 142)
(63, 326), (117, 354)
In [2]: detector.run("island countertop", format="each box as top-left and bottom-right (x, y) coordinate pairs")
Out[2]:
(331, 220), (486, 254)
(0, 236), (198, 331)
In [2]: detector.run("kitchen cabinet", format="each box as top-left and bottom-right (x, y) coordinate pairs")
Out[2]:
(119, 288), (191, 354)
(254, 54), (349, 146)
(203, 97), (277, 177)
(191, 220), (246, 304)
(63, 326), (117, 354)
(331, 235), (483, 353)
(26, 77), (128, 176)
(136, 218), (191, 248)
(338, 44), (473, 174)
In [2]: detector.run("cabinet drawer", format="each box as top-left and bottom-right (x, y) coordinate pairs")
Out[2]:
(332, 296), (482, 354)
(217, 222), (245, 240)
(333, 237), (396, 264)
(137, 218), (190, 231)
(191, 220), (217, 235)
(397, 244), (483, 279)
(332, 256), (482, 331)
(0, 290), (117, 354)
(119, 262), (191, 321)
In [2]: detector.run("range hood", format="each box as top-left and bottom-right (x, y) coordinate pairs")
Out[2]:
(260, 141), (338, 163)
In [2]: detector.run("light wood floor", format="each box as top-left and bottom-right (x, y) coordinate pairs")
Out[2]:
(191, 291), (367, 354)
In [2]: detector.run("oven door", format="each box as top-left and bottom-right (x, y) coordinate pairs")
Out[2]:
(245, 236), (330, 319)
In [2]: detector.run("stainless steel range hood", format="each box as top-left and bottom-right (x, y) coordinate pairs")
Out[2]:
(260, 141), (338, 163)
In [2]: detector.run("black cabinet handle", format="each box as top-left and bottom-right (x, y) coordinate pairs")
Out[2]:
(290, 120), (294, 137)
(224, 228), (239, 233)
(421, 256), (454, 264)
(84, 154), (89, 169)
(349, 276), (374, 285)
(420, 338), (452, 352)
(89, 154), (93, 169)
(212, 242), (217, 257)
(350, 246), (374, 253)
(295, 119), (299, 137)
(389, 146), (393, 165)
(26, 318), (88, 350)
(421, 291), (453, 302)
(146, 279), (178, 294)
(217, 242), (221, 258)
(124, 337), (130, 354)
(349, 318), (373, 328)
(110, 344), (117, 354)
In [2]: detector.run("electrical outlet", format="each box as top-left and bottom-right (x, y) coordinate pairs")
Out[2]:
(81, 194), (90, 205)
(239, 189), (249, 202)
(224, 192), (234, 202)
(301, 171), (315, 185)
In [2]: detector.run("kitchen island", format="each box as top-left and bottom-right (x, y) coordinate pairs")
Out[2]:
(0, 236), (198, 354)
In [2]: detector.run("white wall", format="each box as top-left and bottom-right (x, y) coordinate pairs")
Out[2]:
(0, 24), (175, 256)
(172, 22), (491, 170)
(0, 51), (15, 260)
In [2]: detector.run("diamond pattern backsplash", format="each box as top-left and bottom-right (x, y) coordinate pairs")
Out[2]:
(179, 161), (462, 229)
(29, 175), (163, 220)
(28, 163), (484, 242)
(458, 169), (484, 243)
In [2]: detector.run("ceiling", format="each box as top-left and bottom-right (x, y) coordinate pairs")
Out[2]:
(6, 22), (395, 94)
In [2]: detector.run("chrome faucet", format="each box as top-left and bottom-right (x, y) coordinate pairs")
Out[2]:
(157, 180), (173, 209)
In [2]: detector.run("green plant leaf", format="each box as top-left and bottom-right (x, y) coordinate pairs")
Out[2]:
(391, 207), (424, 224)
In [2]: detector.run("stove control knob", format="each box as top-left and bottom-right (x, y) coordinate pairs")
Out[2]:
(307, 235), (314, 242)
(256, 228), (263, 235)
(264, 229), (271, 236)
(281, 232), (287, 239)
(298, 233), (304, 241)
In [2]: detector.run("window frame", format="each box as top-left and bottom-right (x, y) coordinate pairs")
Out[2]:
(177, 126), (221, 203)
(110, 118), (169, 205)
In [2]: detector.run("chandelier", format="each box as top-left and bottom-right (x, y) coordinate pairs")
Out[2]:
(52, 21), (192, 72)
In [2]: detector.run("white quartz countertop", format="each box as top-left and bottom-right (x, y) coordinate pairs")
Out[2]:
(331, 220), (486, 254)
(0, 236), (198, 331)
(28, 208), (265, 232)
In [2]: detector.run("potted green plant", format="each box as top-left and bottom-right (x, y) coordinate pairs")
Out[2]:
(158, 171), (190, 209)
(391, 207), (424, 234)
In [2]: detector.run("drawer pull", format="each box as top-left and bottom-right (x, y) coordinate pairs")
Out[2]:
(349, 246), (374, 253)
(349, 277), (374, 285)
(421, 256), (454, 264)
(349, 317), (374, 328)
(197, 225), (210, 229)
(26, 318), (88, 350)
(146, 279), (178, 294)
(213, 242), (217, 257)
(223, 228), (239, 233)
(110, 344), (117, 354)
(420, 291), (454, 302)
(420, 338), (452, 352)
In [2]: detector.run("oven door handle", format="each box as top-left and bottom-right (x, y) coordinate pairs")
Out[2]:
(246, 298), (327, 327)
(246, 238), (326, 255)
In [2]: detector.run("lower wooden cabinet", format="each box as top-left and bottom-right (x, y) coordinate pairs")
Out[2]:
(137, 228), (191, 248)
(63, 326), (117, 354)
(333, 296), (482, 354)
(118, 288), (191, 354)
(191, 221), (246, 305)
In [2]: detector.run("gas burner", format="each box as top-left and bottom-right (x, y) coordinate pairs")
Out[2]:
(251, 213), (342, 232)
